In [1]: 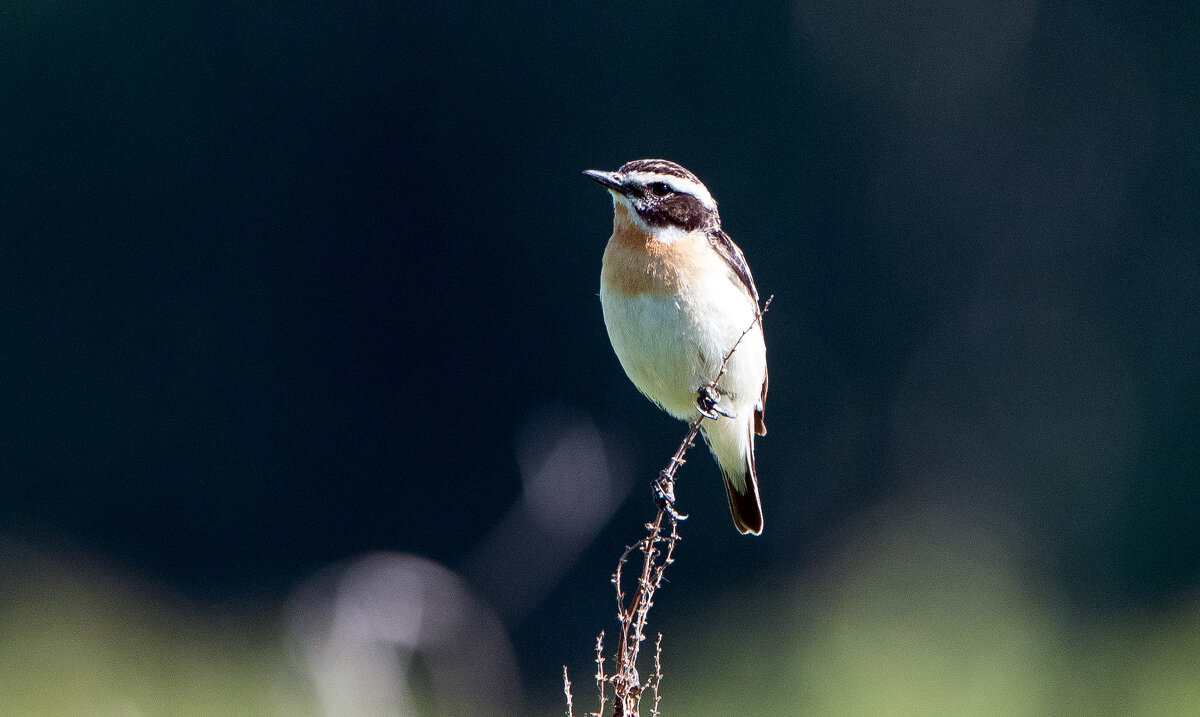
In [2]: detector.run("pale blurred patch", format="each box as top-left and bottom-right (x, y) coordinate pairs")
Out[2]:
(465, 404), (629, 625)
(288, 552), (519, 717)
(284, 405), (624, 716)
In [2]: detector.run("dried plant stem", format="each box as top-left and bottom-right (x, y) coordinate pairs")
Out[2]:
(567, 296), (772, 717)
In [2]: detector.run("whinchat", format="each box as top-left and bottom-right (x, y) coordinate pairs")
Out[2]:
(585, 159), (768, 535)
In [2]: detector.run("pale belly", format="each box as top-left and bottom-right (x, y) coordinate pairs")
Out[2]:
(599, 284), (765, 421)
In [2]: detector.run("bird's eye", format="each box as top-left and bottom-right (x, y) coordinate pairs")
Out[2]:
(648, 182), (672, 197)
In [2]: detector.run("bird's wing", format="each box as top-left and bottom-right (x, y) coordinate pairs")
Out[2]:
(707, 228), (760, 304)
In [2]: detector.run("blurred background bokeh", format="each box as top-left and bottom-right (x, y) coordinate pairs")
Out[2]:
(2, 0), (1198, 714)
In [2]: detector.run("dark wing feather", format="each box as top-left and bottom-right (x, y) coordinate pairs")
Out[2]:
(707, 229), (760, 304)
(755, 365), (768, 435)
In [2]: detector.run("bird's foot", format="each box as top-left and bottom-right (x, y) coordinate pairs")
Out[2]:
(696, 385), (736, 420)
(654, 471), (689, 521)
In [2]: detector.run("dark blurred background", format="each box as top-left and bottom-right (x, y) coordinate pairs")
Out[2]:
(2, 1), (1198, 714)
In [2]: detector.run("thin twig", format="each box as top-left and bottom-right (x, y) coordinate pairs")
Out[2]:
(594, 632), (607, 717)
(564, 666), (575, 717)
(648, 633), (664, 717)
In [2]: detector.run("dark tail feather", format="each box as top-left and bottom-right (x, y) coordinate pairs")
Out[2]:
(723, 451), (763, 535)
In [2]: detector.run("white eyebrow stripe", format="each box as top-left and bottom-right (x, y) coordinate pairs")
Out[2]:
(623, 171), (717, 210)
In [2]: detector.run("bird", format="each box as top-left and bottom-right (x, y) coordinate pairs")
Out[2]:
(584, 159), (768, 535)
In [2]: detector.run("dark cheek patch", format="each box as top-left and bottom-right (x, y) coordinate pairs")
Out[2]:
(638, 194), (709, 231)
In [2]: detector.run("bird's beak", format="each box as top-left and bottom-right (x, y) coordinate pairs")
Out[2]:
(583, 169), (626, 193)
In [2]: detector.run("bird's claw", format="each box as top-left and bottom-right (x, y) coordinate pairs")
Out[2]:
(696, 385), (736, 420)
(654, 472), (689, 521)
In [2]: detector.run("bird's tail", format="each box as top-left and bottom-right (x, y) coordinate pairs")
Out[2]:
(722, 449), (763, 535)
(704, 420), (764, 535)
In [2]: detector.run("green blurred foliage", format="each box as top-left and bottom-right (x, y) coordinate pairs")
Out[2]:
(4, 518), (1200, 716)
(658, 508), (1200, 717)
(0, 545), (317, 717)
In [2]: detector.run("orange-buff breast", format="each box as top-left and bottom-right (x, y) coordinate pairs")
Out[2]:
(600, 204), (721, 297)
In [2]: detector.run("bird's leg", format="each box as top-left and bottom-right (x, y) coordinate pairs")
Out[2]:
(695, 385), (736, 420)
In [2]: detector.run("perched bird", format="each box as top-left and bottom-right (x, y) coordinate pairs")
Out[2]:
(584, 159), (768, 535)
